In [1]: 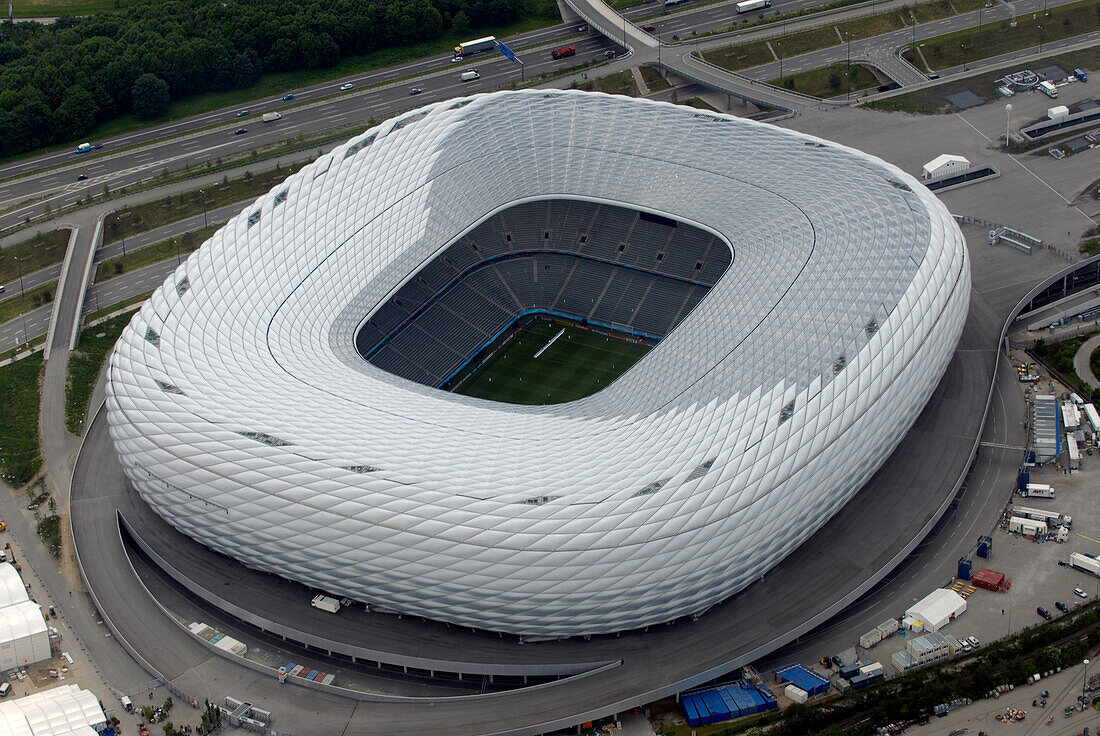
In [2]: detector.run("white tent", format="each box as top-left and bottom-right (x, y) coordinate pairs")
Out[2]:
(0, 564), (50, 670)
(921, 154), (970, 180)
(0, 685), (106, 736)
(904, 588), (966, 632)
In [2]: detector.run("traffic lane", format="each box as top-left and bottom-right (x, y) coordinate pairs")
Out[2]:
(95, 204), (241, 264)
(0, 38), (623, 231)
(0, 22), (586, 184)
(0, 303), (50, 352)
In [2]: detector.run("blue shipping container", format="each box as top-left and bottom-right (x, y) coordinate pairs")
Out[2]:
(719, 689), (741, 719)
(683, 695), (703, 727)
(702, 691), (729, 721)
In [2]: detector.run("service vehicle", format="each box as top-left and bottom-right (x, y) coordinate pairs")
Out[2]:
(262, 112), (281, 122)
(551, 45), (576, 60)
(453, 36), (497, 57)
(736, 0), (772, 12)
(1037, 606), (1053, 620)
(75, 142), (92, 153)
(664, 0), (687, 6)
(340, 83), (354, 91)
(311, 594), (341, 613)
(460, 70), (480, 82)
(1039, 80), (1058, 98)
(1073, 68), (1087, 82)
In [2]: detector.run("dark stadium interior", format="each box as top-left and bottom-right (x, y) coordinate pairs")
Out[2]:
(355, 199), (733, 388)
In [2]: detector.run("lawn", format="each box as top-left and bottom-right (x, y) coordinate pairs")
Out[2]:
(103, 163), (306, 244)
(96, 225), (217, 282)
(449, 315), (653, 405)
(0, 354), (43, 487)
(771, 63), (880, 98)
(0, 280), (57, 325)
(903, 0), (1100, 73)
(9, 0), (135, 16)
(65, 310), (137, 434)
(0, 228), (70, 286)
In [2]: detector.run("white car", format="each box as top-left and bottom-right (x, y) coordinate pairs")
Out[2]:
(967, 635), (979, 648)
(340, 83), (354, 91)
(450, 55), (463, 63)
(1075, 587), (1088, 598)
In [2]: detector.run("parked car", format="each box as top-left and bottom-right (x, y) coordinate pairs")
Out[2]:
(409, 88), (423, 95)
(1075, 587), (1088, 598)
(236, 110), (249, 117)
(967, 635), (980, 648)
(960, 640), (972, 652)
(1056, 600), (1069, 612)
(282, 93), (295, 100)
(233, 128), (247, 135)
(1037, 606), (1053, 620)
(340, 83), (354, 91)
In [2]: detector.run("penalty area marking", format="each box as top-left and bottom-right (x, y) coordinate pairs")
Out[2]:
(533, 328), (566, 359)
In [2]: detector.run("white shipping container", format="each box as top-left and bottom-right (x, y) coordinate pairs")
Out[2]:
(1071, 552), (1100, 576)
(310, 594), (341, 613)
(859, 629), (882, 648)
(1008, 516), (1048, 535)
(1025, 483), (1055, 499)
(1047, 105), (1070, 120)
(785, 684), (809, 703)
(877, 618), (900, 636)
(859, 662), (884, 677)
(1083, 404), (1100, 434)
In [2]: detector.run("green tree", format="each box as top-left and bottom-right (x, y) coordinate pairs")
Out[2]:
(131, 73), (169, 119)
(54, 85), (98, 139)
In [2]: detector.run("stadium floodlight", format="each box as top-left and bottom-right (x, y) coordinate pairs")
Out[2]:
(107, 90), (969, 637)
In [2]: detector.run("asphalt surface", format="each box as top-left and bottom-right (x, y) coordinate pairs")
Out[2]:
(1074, 333), (1100, 389)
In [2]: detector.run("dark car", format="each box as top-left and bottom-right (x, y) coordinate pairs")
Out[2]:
(233, 128), (247, 135)
(409, 88), (423, 95)
(236, 110), (249, 117)
(77, 173), (87, 180)
(643, 25), (656, 31)
(92, 143), (103, 149)
(1055, 601), (1069, 612)
(282, 93), (295, 101)
(1037, 606), (1053, 620)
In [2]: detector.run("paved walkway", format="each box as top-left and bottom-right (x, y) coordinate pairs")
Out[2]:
(1074, 333), (1100, 390)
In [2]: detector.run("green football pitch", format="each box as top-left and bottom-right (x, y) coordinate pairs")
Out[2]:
(448, 316), (654, 405)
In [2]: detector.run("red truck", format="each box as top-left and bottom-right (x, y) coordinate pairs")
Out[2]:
(551, 45), (576, 60)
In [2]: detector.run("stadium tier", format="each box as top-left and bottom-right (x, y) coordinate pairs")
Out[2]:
(106, 90), (970, 637)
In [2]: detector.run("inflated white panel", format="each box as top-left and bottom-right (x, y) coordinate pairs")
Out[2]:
(106, 90), (969, 637)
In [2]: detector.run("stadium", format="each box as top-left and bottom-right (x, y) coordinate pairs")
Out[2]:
(105, 90), (970, 638)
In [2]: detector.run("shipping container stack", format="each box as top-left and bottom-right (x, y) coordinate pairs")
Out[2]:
(680, 681), (779, 727)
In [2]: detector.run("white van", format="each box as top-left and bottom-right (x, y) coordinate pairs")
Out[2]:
(460, 70), (480, 82)
(0, 682), (11, 697)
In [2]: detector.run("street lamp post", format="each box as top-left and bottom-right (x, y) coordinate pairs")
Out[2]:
(117, 215), (126, 258)
(175, 238), (181, 265)
(961, 43), (967, 71)
(1005, 103), (1013, 147)
(1083, 659), (1090, 696)
(1038, 24), (1044, 53)
(657, 26), (661, 67)
(846, 32), (851, 103)
(200, 188), (208, 228)
(777, 41), (783, 85)
(978, 3), (983, 32)
(14, 254), (24, 296)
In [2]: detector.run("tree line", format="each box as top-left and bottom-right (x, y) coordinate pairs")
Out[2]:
(0, 0), (551, 158)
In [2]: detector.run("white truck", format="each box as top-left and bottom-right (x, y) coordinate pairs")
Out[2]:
(310, 594), (341, 613)
(453, 37), (497, 57)
(262, 112), (282, 122)
(736, 0), (771, 11)
(1024, 483), (1055, 499)
(460, 70), (480, 82)
(1039, 80), (1058, 98)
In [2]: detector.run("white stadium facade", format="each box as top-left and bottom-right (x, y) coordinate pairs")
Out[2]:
(106, 90), (970, 638)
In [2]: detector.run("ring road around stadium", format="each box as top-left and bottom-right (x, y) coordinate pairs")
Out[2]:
(105, 90), (969, 639)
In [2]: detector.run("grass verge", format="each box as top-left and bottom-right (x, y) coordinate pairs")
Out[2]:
(0, 229), (70, 286)
(770, 63), (879, 97)
(65, 310), (138, 434)
(865, 45), (1100, 114)
(84, 290), (152, 324)
(0, 281), (57, 325)
(0, 354), (43, 487)
(105, 163), (306, 244)
(640, 66), (673, 92)
(97, 225), (217, 283)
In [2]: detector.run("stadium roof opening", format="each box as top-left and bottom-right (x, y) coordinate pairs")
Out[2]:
(355, 198), (732, 401)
